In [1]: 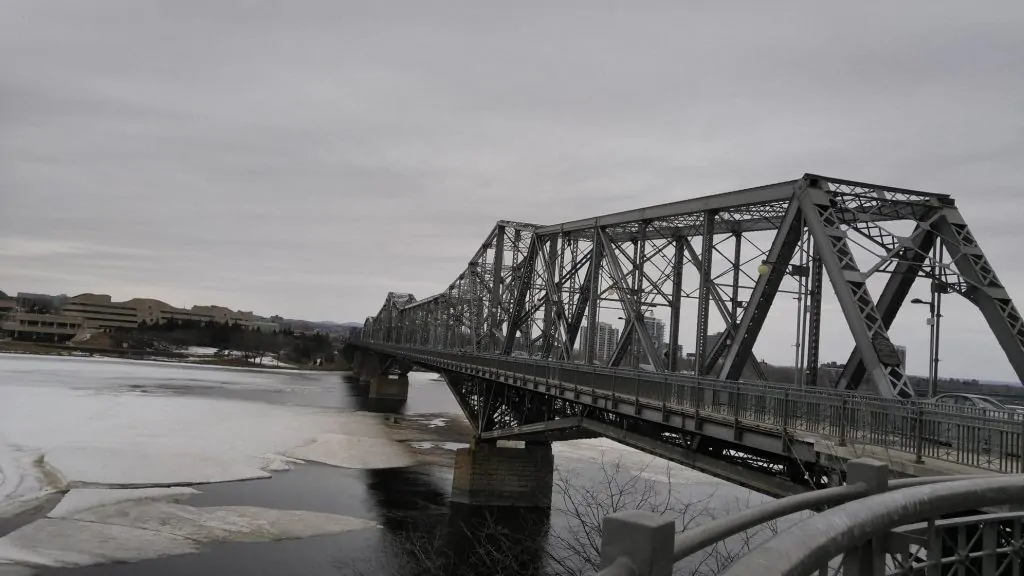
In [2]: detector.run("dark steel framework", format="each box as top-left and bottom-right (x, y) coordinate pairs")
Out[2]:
(365, 174), (1024, 400)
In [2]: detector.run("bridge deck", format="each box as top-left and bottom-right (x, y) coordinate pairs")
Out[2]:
(363, 344), (1021, 493)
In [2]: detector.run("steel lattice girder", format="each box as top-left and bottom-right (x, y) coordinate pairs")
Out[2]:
(362, 173), (1024, 398)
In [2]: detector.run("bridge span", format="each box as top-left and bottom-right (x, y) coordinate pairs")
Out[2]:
(345, 174), (1024, 503)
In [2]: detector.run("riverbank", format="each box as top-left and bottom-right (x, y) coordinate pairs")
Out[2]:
(0, 341), (344, 371)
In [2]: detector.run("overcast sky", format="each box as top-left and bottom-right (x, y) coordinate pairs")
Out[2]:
(2, 1), (1023, 380)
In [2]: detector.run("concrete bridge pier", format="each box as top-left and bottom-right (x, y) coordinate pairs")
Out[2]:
(451, 441), (554, 508)
(369, 373), (409, 400)
(349, 349), (366, 378)
(352, 350), (411, 401)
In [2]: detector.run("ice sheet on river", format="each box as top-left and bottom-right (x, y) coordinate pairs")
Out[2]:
(287, 434), (416, 469)
(0, 374), (410, 513)
(44, 447), (270, 488)
(0, 519), (198, 568)
(0, 488), (379, 568)
(0, 564), (36, 576)
(48, 487), (198, 518)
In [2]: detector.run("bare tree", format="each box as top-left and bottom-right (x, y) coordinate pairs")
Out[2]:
(343, 455), (790, 576)
(546, 455), (787, 576)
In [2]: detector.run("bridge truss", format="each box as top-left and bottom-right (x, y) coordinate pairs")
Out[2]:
(365, 174), (1024, 400)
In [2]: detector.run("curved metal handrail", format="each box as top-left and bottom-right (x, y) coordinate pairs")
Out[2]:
(719, 476), (1024, 576)
(670, 473), (1009, 563)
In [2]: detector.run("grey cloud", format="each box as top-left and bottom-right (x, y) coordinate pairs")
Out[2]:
(2, 0), (1023, 379)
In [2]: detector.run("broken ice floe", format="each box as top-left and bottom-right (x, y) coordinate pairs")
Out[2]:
(0, 488), (379, 568)
(48, 487), (199, 518)
(286, 434), (416, 469)
(0, 518), (199, 568)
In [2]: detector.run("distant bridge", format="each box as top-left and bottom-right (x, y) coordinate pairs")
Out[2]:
(345, 174), (1024, 500)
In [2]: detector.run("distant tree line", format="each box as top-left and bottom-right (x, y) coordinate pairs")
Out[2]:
(110, 319), (335, 365)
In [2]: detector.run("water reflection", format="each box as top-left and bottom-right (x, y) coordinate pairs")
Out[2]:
(363, 468), (550, 576)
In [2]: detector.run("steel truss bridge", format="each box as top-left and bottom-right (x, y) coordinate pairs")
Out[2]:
(356, 174), (1024, 494)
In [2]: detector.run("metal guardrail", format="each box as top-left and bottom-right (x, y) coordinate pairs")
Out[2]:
(365, 343), (1024, 474)
(594, 458), (1024, 576)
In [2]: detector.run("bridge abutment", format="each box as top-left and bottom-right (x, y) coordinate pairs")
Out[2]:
(451, 442), (554, 507)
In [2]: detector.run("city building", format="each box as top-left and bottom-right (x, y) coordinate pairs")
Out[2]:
(2, 290), (269, 336)
(128, 298), (218, 324)
(643, 314), (666, 351)
(62, 294), (141, 330)
(581, 322), (620, 363)
(1, 312), (84, 342)
(15, 292), (66, 315)
(251, 321), (280, 333)
(189, 305), (255, 326)
(0, 297), (16, 318)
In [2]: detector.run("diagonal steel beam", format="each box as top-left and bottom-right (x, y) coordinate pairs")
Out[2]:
(502, 236), (539, 355)
(679, 238), (766, 379)
(537, 236), (573, 360)
(566, 252), (594, 353)
(719, 189), (804, 382)
(933, 206), (1024, 383)
(836, 224), (934, 391)
(598, 228), (665, 371)
(799, 180), (914, 398)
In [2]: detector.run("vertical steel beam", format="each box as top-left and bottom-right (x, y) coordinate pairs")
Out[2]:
(694, 211), (717, 374)
(805, 242), (823, 387)
(684, 239), (767, 379)
(634, 222), (649, 368)
(667, 235), (684, 371)
(469, 265), (482, 351)
(490, 225), (505, 352)
(585, 231), (604, 364)
(719, 193), (803, 382)
(799, 181), (914, 398)
(933, 206), (1024, 383)
(731, 232), (742, 326)
(836, 224), (934, 391)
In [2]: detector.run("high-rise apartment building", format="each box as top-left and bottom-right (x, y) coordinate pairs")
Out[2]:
(643, 314), (666, 351)
(581, 322), (620, 363)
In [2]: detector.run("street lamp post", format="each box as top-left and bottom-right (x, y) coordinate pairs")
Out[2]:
(911, 291), (942, 398)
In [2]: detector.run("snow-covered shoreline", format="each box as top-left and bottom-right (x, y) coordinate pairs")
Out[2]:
(0, 350), (322, 374)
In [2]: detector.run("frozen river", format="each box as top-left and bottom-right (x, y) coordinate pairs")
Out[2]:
(0, 353), (757, 575)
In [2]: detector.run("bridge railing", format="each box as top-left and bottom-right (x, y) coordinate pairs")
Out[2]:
(596, 458), (1024, 576)
(365, 343), (1024, 474)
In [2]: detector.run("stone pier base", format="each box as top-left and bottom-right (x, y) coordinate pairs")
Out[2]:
(369, 374), (409, 400)
(451, 442), (554, 507)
